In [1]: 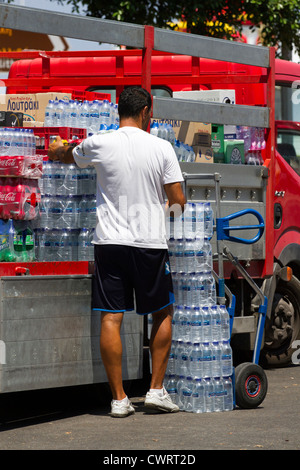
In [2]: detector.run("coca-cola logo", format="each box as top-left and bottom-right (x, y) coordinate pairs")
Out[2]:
(4, 192), (16, 202)
(0, 159), (18, 168)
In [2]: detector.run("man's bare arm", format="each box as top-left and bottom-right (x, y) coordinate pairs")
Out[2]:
(164, 182), (186, 211)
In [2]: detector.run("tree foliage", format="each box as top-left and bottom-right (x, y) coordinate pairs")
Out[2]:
(52, 0), (300, 57)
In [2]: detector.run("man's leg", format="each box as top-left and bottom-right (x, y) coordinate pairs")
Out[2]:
(149, 304), (173, 389)
(100, 311), (126, 401)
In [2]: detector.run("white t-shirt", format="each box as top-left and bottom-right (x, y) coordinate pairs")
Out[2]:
(73, 126), (184, 249)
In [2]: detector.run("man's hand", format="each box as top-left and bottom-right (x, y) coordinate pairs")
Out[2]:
(47, 135), (75, 164)
(48, 135), (65, 161)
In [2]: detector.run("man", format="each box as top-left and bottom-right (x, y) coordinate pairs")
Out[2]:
(48, 86), (186, 417)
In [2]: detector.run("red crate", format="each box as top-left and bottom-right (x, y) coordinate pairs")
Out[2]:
(71, 91), (111, 102)
(24, 127), (86, 152)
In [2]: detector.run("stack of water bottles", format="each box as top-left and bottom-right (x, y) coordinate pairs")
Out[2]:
(44, 98), (119, 135)
(35, 160), (96, 262)
(162, 201), (234, 413)
(150, 122), (195, 163)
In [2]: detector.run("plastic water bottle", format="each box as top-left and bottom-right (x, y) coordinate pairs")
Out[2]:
(204, 377), (215, 413)
(48, 196), (64, 229)
(202, 306), (212, 342)
(175, 273), (185, 306)
(211, 341), (222, 378)
(175, 340), (184, 376)
(192, 377), (205, 413)
(190, 306), (202, 342)
(57, 229), (73, 261)
(183, 238), (196, 273)
(89, 100), (100, 134)
(166, 340), (176, 376)
(44, 100), (55, 126)
(223, 376), (234, 411)
(183, 203), (196, 239)
(221, 340), (233, 377)
(78, 228), (91, 260)
(203, 270), (216, 305)
(182, 276), (192, 307)
(67, 100), (78, 128)
(202, 342), (213, 378)
(39, 195), (50, 228)
(79, 100), (90, 129)
(189, 342), (203, 378)
(172, 306), (180, 341)
(165, 374), (177, 404)
(100, 99), (111, 126)
(190, 273), (200, 307)
(176, 375), (186, 410)
(219, 305), (231, 341)
(64, 164), (80, 195)
(204, 202), (213, 239)
(168, 238), (176, 273)
(41, 160), (53, 196)
(211, 305), (221, 341)
(174, 238), (184, 272)
(56, 100), (67, 127)
(203, 238), (213, 271)
(214, 377), (225, 412)
(182, 376), (194, 412)
(63, 195), (79, 229)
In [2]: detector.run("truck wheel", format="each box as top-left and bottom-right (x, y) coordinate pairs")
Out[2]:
(235, 362), (268, 409)
(263, 275), (300, 366)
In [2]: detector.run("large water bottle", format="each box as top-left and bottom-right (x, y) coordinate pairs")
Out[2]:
(221, 340), (233, 377)
(57, 229), (73, 261)
(190, 273), (200, 307)
(48, 196), (64, 229)
(64, 163), (80, 195)
(175, 340), (184, 376)
(41, 160), (54, 196)
(174, 238), (184, 273)
(183, 238), (196, 274)
(100, 99), (111, 126)
(202, 270), (216, 305)
(183, 203), (196, 239)
(219, 304), (231, 341)
(78, 194), (89, 228)
(214, 377), (225, 412)
(190, 306), (202, 343)
(165, 374), (177, 404)
(201, 306), (212, 342)
(182, 276), (191, 307)
(202, 342), (213, 378)
(176, 375), (186, 410)
(168, 237), (176, 273)
(189, 342), (203, 379)
(56, 100), (67, 127)
(175, 273), (185, 306)
(204, 202), (213, 239)
(192, 377), (205, 413)
(89, 100), (100, 134)
(53, 161), (65, 196)
(67, 100), (78, 128)
(223, 376), (234, 411)
(10, 128), (18, 155)
(211, 341), (222, 378)
(203, 238), (213, 271)
(204, 377), (215, 413)
(182, 376), (194, 412)
(78, 228), (91, 260)
(166, 340), (176, 376)
(79, 100), (90, 129)
(3, 128), (12, 156)
(39, 195), (50, 229)
(44, 100), (55, 126)
(211, 305), (221, 342)
(63, 195), (79, 229)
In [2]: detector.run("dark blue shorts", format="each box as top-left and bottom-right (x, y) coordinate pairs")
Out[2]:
(92, 244), (175, 315)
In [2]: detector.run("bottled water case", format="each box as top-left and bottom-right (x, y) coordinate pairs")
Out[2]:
(162, 202), (234, 413)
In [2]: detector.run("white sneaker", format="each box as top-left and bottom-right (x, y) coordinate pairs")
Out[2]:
(110, 398), (135, 418)
(144, 387), (180, 413)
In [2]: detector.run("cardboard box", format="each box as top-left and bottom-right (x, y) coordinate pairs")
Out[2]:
(0, 93), (71, 122)
(174, 89), (236, 104)
(177, 121), (211, 146)
(194, 145), (214, 163)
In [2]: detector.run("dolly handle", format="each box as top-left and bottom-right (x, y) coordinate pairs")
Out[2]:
(216, 208), (264, 244)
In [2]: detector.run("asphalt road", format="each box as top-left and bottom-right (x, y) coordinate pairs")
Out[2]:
(0, 364), (299, 454)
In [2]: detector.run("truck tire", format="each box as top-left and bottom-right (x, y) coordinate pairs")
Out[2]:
(235, 362), (268, 409)
(263, 275), (300, 366)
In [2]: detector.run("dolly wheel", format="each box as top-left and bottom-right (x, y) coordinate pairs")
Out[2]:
(235, 362), (268, 409)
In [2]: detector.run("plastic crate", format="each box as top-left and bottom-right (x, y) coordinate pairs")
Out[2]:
(71, 91), (111, 102)
(24, 127), (86, 153)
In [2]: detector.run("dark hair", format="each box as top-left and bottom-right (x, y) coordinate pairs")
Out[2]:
(118, 87), (152, 119)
